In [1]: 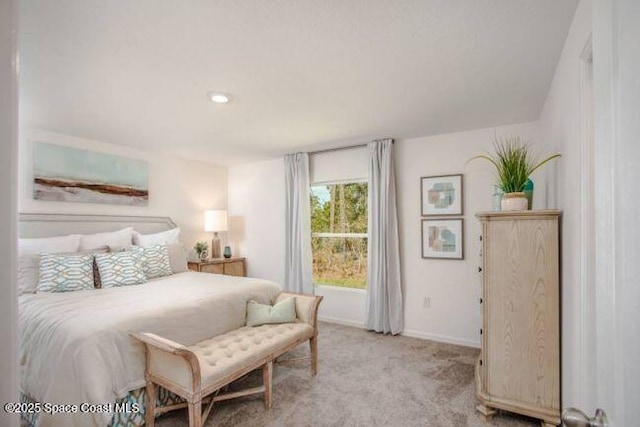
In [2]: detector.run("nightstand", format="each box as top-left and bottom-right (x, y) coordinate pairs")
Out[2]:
(188, 257), (246, 277)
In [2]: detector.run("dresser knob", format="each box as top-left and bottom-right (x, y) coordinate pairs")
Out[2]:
(478, 267), (482, 273)
(480, 328), (483, 335)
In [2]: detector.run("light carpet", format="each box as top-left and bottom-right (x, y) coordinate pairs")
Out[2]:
(156, 322), (539, 427)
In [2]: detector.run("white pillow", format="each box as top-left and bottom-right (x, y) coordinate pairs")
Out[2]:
(18, 254), (40, 295)
(79, 227), (133, 251)
(18, 235), (81, 255)
(167, 243), (188, 273)
(133, 228), (180, 247)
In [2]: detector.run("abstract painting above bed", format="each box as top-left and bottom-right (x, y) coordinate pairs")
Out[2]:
(33, 141), (149, 206)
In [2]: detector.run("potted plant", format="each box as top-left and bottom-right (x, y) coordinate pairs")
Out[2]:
(194, 241), (209, 261)
(469, 136), (561, 211)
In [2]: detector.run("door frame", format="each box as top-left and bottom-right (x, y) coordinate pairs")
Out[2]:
(592, 0), (618, 420)
(591, 0), (640, 424)
(0, 1), (20, 426)
(578, 35), (596, 413)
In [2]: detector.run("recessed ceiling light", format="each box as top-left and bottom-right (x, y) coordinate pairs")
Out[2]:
(207, 92), (231, 104)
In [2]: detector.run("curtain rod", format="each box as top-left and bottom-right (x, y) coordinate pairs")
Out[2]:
(307, 143), (366, 156)
(307, 139), (394, 156)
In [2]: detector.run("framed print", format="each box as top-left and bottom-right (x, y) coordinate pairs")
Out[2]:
(421, 219), (464, 260)
(33, 141), (149, 206)
(420, 174), (463, 216)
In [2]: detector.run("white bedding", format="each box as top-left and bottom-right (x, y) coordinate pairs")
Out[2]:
(19, 271), (282, 427)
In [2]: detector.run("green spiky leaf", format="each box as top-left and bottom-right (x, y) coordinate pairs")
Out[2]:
(467, 136), (561, 193)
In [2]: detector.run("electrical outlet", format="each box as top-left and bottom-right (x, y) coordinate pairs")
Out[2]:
(422, 296), (431, 309)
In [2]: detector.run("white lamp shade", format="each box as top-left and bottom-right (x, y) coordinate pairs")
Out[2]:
(204, 210), (228, 232)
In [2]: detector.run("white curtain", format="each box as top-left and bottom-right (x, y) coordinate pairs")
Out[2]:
(284, 153), (314, 294)
(366, 139), (403, 334)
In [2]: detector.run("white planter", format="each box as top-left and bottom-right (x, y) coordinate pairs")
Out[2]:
(501, 192), (528, 211)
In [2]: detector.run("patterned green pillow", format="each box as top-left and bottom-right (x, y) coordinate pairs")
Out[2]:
(95, 250), (147, 288)
(37, 253), (95, 293)
(135, 245), (172, 279)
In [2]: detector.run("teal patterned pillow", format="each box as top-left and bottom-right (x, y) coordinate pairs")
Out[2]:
(37, 253), (95, 293)
(136, 245), (172, 279)
(95, 250), (147, 288)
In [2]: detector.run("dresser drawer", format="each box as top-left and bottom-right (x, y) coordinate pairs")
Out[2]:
(201, 263), (224, 274)
(189, 258), (247, 277)
(223, 261), (245, 277)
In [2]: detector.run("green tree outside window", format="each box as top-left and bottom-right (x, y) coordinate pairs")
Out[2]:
(311, 182), (368, 289)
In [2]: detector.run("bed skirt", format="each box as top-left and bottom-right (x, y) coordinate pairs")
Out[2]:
(20, 386), (185, 427)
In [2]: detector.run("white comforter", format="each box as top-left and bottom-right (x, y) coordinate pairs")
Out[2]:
(19, 271), (282, 427)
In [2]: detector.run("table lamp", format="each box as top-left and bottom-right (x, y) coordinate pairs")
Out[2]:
(204, 210), (228, 259)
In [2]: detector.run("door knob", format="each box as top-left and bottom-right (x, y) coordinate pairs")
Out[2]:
(562, 408), (608, 427)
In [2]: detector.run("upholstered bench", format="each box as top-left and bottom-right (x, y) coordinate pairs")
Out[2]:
(132, 292), (323, 427)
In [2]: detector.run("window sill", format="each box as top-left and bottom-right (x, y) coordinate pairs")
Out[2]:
(313, 284), (367, 293)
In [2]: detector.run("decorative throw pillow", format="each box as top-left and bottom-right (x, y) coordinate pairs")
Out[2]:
(132, 228), (181, 247)
(19, 235), (82, 295)
(246, 297), (297, 327)
(37, 253), (95, 293)
(136, 245), (173, 279)
(20, 246), (109, 294)
(89, 246), (110, 289)
(95, 250), (147, 288)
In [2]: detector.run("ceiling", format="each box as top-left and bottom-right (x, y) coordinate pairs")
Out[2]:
(19, 0), (578, 165)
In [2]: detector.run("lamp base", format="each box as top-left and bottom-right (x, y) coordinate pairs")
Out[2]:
(211, 233), (221, 259)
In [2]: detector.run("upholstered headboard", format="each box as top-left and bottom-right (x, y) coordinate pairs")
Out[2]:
(18, 213), (177, 238)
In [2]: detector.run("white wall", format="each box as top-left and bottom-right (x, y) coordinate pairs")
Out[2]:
(228, 121), (544, 347)
(19, 129), (228, 251)
(227, 158), (286, 285)
(538, 0), (592, 412)
(227, 154), (371, 326)
(396, 122), (543, 346)
(0, 0), (19, 425)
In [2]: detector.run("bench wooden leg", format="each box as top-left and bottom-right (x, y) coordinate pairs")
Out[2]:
(188, 400), (202, 427)
(263, 361), (273, 409)
(145, 380), (155, 427)
(310, 336), (318, 376)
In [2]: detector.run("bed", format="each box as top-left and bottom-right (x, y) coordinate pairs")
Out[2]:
(18, 214), (282, 427)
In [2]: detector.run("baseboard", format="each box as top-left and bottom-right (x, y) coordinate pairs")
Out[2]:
(318, 315), (365, 329)
(319, 316), (481, 349)
(401, 329), (481, 349)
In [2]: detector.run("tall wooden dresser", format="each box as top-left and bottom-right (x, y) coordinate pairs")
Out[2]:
(475, 210), (561, 426)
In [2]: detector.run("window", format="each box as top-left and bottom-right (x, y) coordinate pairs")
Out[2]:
(310, 182), (367, 289)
